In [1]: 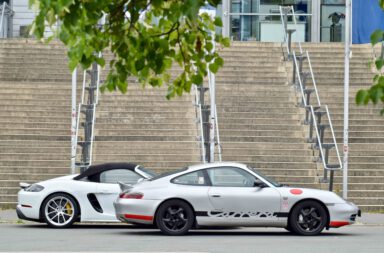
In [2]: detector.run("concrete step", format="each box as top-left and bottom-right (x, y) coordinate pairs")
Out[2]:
(222, 155), (312, 163)
(220, 136), (305, 143)
(95, 129), (196, 136)
(220, 129), (305, 137)
(0, 166), (71, 174)
(333, 176), (384, 184)
(220, 124), (303, 131)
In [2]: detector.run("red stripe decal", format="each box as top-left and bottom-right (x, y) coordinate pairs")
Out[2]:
(329, 221), (350, 227)
(124, 214), (153, 221)
(21, 204), (32, 208)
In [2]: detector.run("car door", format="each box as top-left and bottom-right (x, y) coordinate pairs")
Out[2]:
(95, 169), (143, 221)
(206, 167), (281, 226)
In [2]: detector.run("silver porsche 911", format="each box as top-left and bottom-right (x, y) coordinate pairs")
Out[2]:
(114, 162), (360, 236)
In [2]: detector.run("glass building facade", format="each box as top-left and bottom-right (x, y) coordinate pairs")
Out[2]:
(219, 0), (346, 43)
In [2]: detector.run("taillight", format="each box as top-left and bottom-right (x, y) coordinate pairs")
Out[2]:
(119, 192), (144, 199)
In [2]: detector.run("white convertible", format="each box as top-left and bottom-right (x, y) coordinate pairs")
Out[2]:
(17, 163), (156, 228)
(114, 162), (361, 236)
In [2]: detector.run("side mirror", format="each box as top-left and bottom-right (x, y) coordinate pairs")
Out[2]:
(254, 179), (267, 188)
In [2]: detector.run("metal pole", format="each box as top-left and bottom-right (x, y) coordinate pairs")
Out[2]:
(343, 0), (351, 199)
(209, 70), (216, 163)
(71, 68), (77, 174)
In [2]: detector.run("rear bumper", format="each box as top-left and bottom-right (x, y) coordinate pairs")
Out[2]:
(114, 199), (161, 225)
(16, 206), (41, 222)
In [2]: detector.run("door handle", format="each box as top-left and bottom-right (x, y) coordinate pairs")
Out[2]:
(99, 189), (115, 194)
(211, 194), (221, 198)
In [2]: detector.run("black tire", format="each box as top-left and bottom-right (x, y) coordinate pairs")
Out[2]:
(289, 200), (328, 236)
(41, 193), (79, 228)
(155, 200), (194, 236)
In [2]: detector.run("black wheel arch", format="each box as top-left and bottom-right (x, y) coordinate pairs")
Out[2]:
(288, 198), (330, 229)
(39, 192), (82, 222)
(153, 198), (197, 227)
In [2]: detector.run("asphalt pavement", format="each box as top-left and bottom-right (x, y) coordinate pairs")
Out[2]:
(0, 223), (383, 253)
(1, 209), (384, 253)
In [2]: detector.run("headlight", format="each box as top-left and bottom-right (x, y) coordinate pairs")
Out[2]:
(25, 184), (44, 192)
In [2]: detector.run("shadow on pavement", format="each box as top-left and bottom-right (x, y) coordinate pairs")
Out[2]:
(122, 229), (358, 237)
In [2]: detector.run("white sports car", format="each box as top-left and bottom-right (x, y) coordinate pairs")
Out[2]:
(17, 163), (156, 228)
(114, 162), (361, 236)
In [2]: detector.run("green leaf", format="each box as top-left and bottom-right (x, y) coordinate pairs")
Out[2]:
(209, 62), (219, 74)
(213, 17), (223, 27)
(356, 90), (369, 105)
(371, 30), (384, 45)
(95, 57), (105, 67)
(221, 37), (231, 47)
(380, 0), (384, 9)
(191, 74), (203, 85)
(375, 59), (384, 71)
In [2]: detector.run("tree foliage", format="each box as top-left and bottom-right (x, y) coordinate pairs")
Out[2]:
(30, 0), (229, 99)
(356, 1), (384, 114)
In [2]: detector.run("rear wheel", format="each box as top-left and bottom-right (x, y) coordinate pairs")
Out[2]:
(42, 193), (79, 228)
(289, 200), (327, 236)
(155, 200), (194, 236)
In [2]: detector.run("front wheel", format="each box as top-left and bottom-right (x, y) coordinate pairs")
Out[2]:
(41, 193), (79, 228)
(289, 200), (328, 236)
(155, 200), (194, 236)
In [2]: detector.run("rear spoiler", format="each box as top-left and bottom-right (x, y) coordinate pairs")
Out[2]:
(118, 181), (133, 192)
(19, 182), (30, 189)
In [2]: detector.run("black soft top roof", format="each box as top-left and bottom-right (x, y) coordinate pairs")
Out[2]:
(73, 162), (138, 180)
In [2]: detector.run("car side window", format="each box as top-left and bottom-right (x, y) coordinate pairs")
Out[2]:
(207, 167), (256, 187)
(172, 170), (207, 186)
(99, 169), (142, 184)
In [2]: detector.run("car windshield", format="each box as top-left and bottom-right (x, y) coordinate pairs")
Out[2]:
(149, 167), (188, 181)
(136, 166), (158, 178)
(248, 166), (283, 187)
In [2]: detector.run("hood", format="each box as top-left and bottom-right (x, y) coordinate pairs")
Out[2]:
(277, 186), (346, 204)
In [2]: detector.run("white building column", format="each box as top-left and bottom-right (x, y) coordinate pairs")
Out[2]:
(311, 0), (321, 42)
(222, 0), (230, 38)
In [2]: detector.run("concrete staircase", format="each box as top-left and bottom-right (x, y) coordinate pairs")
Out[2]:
(296, 43), (384, 212)
(216, 42), (319, 188)
(0, 39), (200, 208)
(0, 39), (383, 212)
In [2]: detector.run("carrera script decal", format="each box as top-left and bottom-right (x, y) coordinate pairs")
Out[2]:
(196, 211), (289, 218)
(208, 211), (277, 218)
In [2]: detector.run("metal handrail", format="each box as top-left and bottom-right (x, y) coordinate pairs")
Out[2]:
(214, 104), (222, 162)
(309, 106), (327, 169)
(89, 104), (97, 166)
(74, 103), (82, 160)
(306, 51), (321, 107)
(194, 85), (206, 163)
(279, 6), (290, 55)
(292, 51), (307, 104)
(193, 86), (205, 163)
(281, 6), (342, 173)
(81, 70), (86, 104)
(325, 105), (342, 169)
(290, 6), (303, 54)
(198, 103), (206, 163)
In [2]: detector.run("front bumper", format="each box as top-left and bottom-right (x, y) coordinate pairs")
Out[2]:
(328, 202), (361, 228)
(114, 199), (161, 225)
